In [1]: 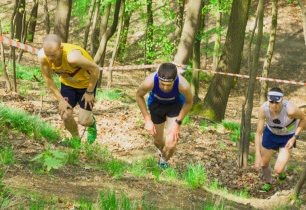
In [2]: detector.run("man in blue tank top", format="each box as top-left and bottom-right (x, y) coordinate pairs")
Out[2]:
(136, 63), (193, 168)
(254, 87), (306, 190)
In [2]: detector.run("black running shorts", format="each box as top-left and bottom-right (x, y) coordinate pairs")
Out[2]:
(148, 100), (183, 124)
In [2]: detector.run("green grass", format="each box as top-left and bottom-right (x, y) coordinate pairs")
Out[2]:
(0, 104), (60, 142)
(61, 137), (81, 150)
(99, 158), (128, 179)
(82, 144), (110, 162)
(222, 120), (240, 131)
(99, 191), (135, 210)
(31, 149), (67, 172)
(183, 163), (207, 189)
(96, 89), (123, 101)
(78, 197), (94, 210)
(182, 115), (191, 125)
(66, 148), (80, 165)
(161, 167), (179, 182)
(0, 146), (14, 166)
(128, 157), (161, 180)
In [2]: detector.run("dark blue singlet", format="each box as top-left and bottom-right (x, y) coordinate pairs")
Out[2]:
(147, 74), (185, 106)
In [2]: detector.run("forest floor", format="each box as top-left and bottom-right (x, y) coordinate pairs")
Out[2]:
(0, 0), (305, 209)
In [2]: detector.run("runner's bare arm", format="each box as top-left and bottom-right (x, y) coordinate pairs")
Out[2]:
(136, 73), (154, 121)
(67, 50), (99, 92)
(177, 75), (193, 121)
(287, 103), (306, 138)
(38, 55), (65, 102)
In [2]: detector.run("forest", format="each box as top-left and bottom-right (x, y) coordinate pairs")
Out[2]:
(0, 0), (305, 209)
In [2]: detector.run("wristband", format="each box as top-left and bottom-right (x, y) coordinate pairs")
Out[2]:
(294, 134), (300, 140)
(85, 90), (94, 94)
(175, 119), (182, 125)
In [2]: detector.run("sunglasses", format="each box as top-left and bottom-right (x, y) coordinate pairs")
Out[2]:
(269, 101), (280, 104)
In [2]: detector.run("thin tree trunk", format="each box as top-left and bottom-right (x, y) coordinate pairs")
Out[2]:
(294, 165), (306, 198)
(83, 0), (96, 49)
(297, 0), (306, 45)
(27, 0), (39, 42)
(54, 0), (72, 42)
(0, 20), (12, 92)
(201, 0), (251, 122)
(173, 0), (202, 68)
(259, 0), (278, 104)
(14, 0), (25, 41)
(90, 0), (101, 56)
(94, 0), (121, 63)
(17, 9), (27, 63)
(239, 0), (265, 168)
(96, 4), (111, 87)
(213, 1), (222, 71)
(174, 0), (185, 47)
(117, 4), (132, 61)
(191, 10), (205, 103)
(145, 0), (154, 64)
(43, 0), (50, 34)
(109, 0), (125, 67)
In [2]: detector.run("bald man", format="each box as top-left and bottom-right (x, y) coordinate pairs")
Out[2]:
(38, 34), (99, 143)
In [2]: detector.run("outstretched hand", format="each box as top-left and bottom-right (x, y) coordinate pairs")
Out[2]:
(81, 93), (95, 110)
(171, 123), (180, 142)
(145, 119), (156, 135)
(59, 99), (72, 117)
(285, 137), (296, 149)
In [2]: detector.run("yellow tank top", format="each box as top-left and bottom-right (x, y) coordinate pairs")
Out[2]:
(45, 43), (93, 89)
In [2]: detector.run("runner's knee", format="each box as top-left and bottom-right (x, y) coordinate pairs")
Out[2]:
(61, 110), (73, 121)
(78, 116), (93, 127)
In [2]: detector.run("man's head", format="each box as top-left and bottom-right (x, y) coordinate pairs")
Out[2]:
(42, 34), (63, 64)
(267, 87), (284, 111)
(157, 63), (178, 92)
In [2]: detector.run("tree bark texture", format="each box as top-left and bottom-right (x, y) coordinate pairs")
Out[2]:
(43, 0), (50, 34)
(83, 0), (96, 49)
(213, 1), (222, 71)
(259, 0), (278, 104)
(94, 0), (121, 64)
(201, 0), (251, 122)
(173, 0), (202, 67)
(145, 0), (154, 64)
(239, 0), (265, 168)
(27, 0), (39, 42)
(54, 0), (72, 42)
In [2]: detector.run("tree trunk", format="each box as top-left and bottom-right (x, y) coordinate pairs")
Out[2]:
(54, 0), (72, 42)
(259, 0), (278, 104)
(297, 0), (306, 45)
(174, 0), (185, 47)
(96, 4), (111, 88)
(0, 20), (12, 92)
(191, 10), (205, 103)
(90, 0), (101, 56)
(83, 0), (96, 49)
(145, 0), (154, 64)
(94, 0), (121, 64)
(173, 0), (202, 68)
(17, 9), (27, 63)
(117, 3), (133, 62)
(213, 1), (222, 71)
(27, 0), (39, 42)
(14, 0), (25, 41)
(201, 0), (251, 122)
(109, 0), (125, 67)
(239, 0), (265, 168)
(294, 165), (306, 198)
(43, 0), (50, 34)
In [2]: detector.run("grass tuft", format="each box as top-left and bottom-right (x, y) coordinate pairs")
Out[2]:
(0, 104), (60, 142)
(183, 163), (206, 189)
(0, 146), (14, 166)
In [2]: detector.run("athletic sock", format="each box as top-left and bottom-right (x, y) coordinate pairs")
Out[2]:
(262, 165), (273, 184)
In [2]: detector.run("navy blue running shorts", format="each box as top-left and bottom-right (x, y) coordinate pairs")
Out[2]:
(262, 126), (295, 150)
(148, 100), (183, 124)
(60, 83), (96, 111)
